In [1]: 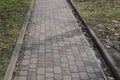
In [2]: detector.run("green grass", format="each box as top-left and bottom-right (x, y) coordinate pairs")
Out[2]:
(74, 0), (120, 47)
(0, 0), (31, 79)
(74, 0), (120, 67)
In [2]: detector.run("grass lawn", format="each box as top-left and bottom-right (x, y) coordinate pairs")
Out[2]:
(0, 0), (31, 79)
(73, 0), (120, 66)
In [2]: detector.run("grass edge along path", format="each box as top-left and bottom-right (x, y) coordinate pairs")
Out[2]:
(0, 0), (31, 79)
(73, 0), (120, 67)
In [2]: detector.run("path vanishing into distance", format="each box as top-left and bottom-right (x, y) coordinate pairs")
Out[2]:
(14, 0), (106, 80)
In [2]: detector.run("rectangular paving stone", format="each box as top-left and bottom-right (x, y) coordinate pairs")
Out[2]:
(37, 75), (45, 80)
(96, 72), (104, 78)
(54, 61), (61, 67)
(76, 61), (84, 67)
(30, 63), (37, 68)
(46, 57), (53, 61)
(70, 66), (78, 72)
(31, 54), (38, 58)
(19, 71), (28, 76)
(24, 56), (30, 60)
(62, 63), (69, 68)
(82, 58), (89, 62)
(21, 66), (29, 70)
(88, 73), (97, 79)
(53, 54), (60, 58)
(28, 69), (36, 80)
(99, 78), (105, 80)
(69, 61), (76, 66)
(46, 61), (53, 68)
(62, 68), (70, 75)
(54, 67), (62, 73)
(86, 66), (95, 73)
(30, 58), (37, 63)
(66, 52), (73, 56)
(22, 60), (30, 66)
(63, 75), (71, 80)
(68, 56), (75, 61)
(79, 72), (89, 80)
(81, 52), (88, 57)
(37, 68), (45, 74)
(24, 50), (31, 56)
(46, 78), (54, 80)
(94, 67), (100, 72)
(78, 66), (86, 72)
(18, 76), (26, 80)
(54, 73), (63, 79)
(84, 61), (92, 66)
(46, 68), (53, 72)
(72, 78), (81, 80)
(46, 73), (54, 77)
(38, 57), (45, 63)
(71, 73), (79, 78)
(32, 49), (39, 54)
(46, 53), (53, 58)
(38, 63), (45, 68)
(53, 58), (60, 62)
(61, 57), (68, 63)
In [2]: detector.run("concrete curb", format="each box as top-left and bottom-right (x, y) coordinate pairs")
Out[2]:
(4, 0), (35, 80)
(67, 0), (120, 80)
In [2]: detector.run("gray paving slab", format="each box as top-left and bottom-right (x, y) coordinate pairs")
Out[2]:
(14, 0), (106, 80)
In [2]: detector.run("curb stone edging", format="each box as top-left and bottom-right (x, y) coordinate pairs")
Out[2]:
(67, 0), (120, 80)
(4, 0), (35, 80)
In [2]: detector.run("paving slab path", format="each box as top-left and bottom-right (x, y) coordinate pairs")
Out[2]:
(14, 0), (106, 80)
